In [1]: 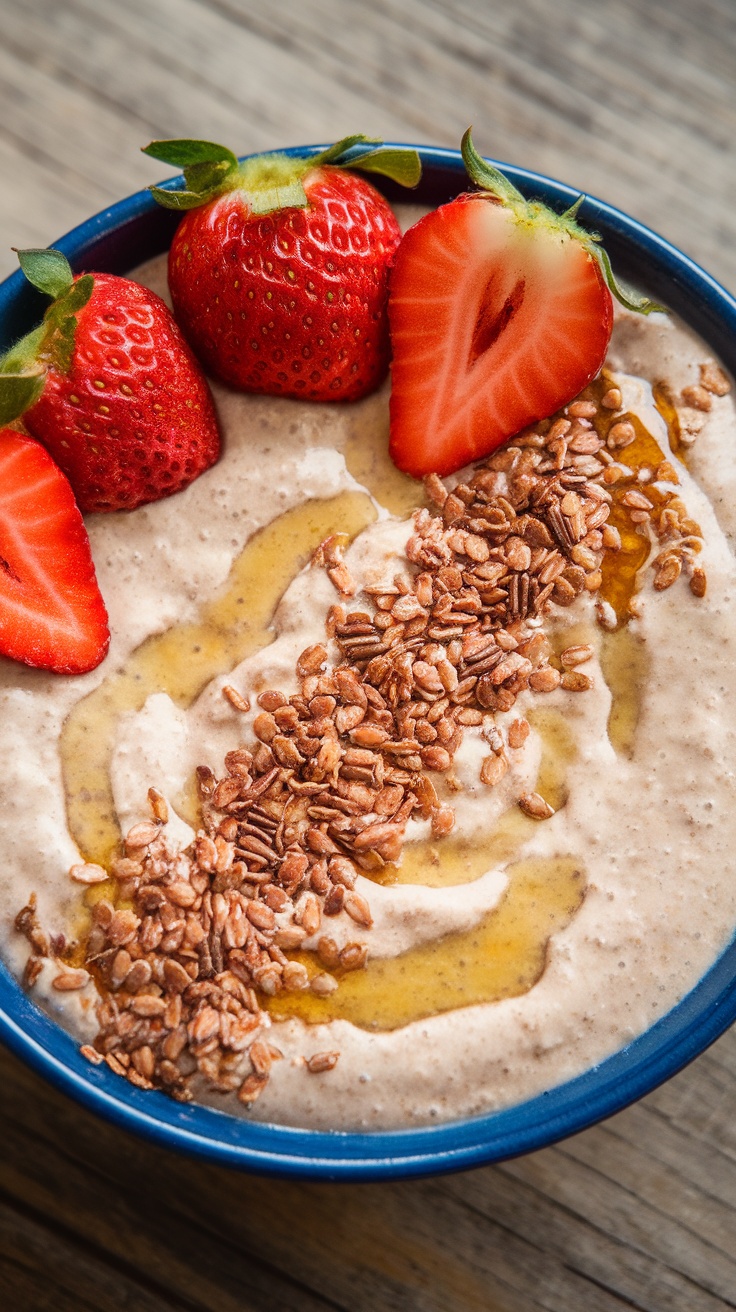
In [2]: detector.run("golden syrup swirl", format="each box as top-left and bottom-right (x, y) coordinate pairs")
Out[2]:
(270, 857), (586, 1031)
(60, 492), (377, 869)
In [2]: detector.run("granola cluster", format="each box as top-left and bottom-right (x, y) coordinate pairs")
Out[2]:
(15, 369), (725, 1108)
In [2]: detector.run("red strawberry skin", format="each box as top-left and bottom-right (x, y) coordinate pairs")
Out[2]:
(167, 168), (402, 402)
(0, 428), (109, 674)
(23, 274), (221, 513)
(388, 195), (613, 477)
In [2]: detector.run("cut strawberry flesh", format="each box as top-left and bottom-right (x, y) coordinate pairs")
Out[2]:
(389, 195), (613, 477)
(0, 429), (109, 674)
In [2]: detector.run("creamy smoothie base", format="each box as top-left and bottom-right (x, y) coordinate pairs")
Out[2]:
(2, 232), (736, 1130)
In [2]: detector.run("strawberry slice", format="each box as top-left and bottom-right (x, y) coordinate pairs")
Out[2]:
(389, 130), (660, 477)
(0, 428), (109, 673)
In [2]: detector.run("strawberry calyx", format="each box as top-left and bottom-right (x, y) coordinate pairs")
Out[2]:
(0, 249), (94, 426)
(461, 128), (664, 316)
(143, 135), (422, 216)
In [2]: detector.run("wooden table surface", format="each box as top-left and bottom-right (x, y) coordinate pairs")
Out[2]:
(1, 1), (735, 1308)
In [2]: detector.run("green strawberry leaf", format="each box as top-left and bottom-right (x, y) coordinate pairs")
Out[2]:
(38, 272), (94, 373)
(347, 147), (422, 188)
(0, 256), (94, 414)
(146, 135), (422, 216)
(47, 313), (79, 374)
(149, 185), (222, 211)
(183, 159), (234, 195)
(60, 273), (94, 316)
(15, 248), (74, 299)
(311, 134), (381, 166)
(0, 369), (46, 426)
(562, 194), (586, 222)
(0, 323), (46, 377)
(460, 128), (525, 206)
(310, 137), (422, 188)
(142, 139), (239, 169)
(594, 247), (667, 315)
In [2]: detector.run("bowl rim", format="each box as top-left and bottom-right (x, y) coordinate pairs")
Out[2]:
(1, 142), (735, 1181)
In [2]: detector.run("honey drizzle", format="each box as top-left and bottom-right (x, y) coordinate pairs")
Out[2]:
(60, 491), (377, 868)
(270, 857), (586, 1031)
(599, 626), (648, 757)
(341, 388), (422, 518)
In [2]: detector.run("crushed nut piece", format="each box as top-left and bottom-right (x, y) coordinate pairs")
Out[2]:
(681, 384), (712, 412)
(699, 362), (730, 396)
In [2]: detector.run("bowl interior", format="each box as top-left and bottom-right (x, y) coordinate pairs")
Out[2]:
(1, 145), (735, 1180)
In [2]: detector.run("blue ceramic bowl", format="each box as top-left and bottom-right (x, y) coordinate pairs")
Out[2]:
(1, 145), (735, 1181)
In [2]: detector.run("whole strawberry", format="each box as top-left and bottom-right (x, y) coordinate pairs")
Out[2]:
(143, 135), (421, 401)
(0, 249), (221, 512)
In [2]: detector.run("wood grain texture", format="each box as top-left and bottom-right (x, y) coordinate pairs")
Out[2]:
(0, 1), (735, 1308)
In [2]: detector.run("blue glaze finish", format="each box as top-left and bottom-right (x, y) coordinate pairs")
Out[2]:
(1, 145), (734, 1180)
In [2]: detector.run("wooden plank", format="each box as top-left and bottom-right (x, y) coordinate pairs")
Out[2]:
(0, 1055), (334, 1312)
(0, 1046), (637, 1312)
(0, 134), (106, 280)
(442, 1134), (736, 1312)
(596, 1098), (736, 1216)
(202, 0), (736, 286)
(0, 1196), (191, 1312)
(1, 0), (735, 285)
(3, 1043), (735, 1312)
(647, 1056), (736, 1163)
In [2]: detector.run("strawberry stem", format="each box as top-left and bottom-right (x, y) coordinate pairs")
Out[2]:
(593, 247), (666, 315)
(461, 128), (524, 206)
(461, 128), (665, 317)
(0, 250), (95, 424)
(144, 136), (422, 214)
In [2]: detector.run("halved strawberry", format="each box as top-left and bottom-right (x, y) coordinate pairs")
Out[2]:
(389, 130), (660, 477)
(0, 427), (109, 673)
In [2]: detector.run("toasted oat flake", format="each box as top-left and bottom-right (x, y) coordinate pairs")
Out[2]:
(608, 421), (636, 449)
(560, 645), (594, 668)
(146, 786), (169, 825)
(52, 968), (89, 991)
(519, 793), (555, 820)
(653, 555), (682, 591)
(690, 567), (707, 598)
(507, 719), (530, 749)
(681, 384), (712, 412)
(125, 822), (160, 850)
(222, 684), (251, 712)
(69, 862), (108, 885)
(480, 753), (509, 787)
(81, 1044), (104, 1065)
(561, 671), (593, 692)
(307, 1051), (340, 1073)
